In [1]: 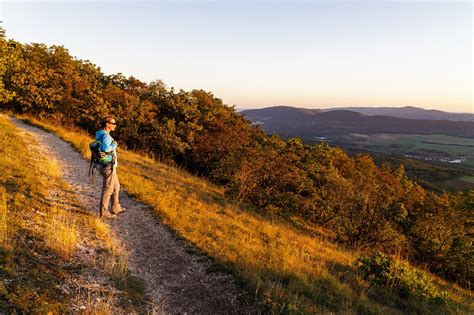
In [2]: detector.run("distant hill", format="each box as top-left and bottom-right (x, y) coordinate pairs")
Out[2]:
(242, 105), (321, 121)
(241, 106), (474, 139)
(322, 106), (474, 121)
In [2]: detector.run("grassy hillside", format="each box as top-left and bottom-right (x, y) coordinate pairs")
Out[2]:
(18, 115), (474, 314)
(0, 115), (147, 313)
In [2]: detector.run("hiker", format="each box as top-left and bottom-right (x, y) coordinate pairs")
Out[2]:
(96, 117), (125, 219)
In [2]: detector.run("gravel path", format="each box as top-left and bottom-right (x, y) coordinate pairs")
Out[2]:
(9, 117), (253, 314)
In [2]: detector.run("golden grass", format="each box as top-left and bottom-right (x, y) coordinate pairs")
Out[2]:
(0, 115), (145, 312)
(84, 289), (115, 315)
(118, 153), (366, 312)
(71, 286), (116, 315)
(0, 189), (15, 251)
(88, 216), (110, 241)
(44, 207), (77, 258)
(102, 240), (128, 279)
(37, 156), (61, 180)
(85, 299), (114, 315)
(19, 115), (474, 314)
(83, 215), (129, 280)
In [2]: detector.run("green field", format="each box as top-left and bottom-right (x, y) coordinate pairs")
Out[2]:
(356, 134), (474, 156)
(461, 159), (474, 166)
(458, 176), (474, 184)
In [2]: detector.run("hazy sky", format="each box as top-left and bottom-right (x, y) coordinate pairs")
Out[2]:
(1, 1), (472, 113)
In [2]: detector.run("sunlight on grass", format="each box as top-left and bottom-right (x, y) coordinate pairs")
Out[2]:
(73, 287), (115, 315)
(17, 116), (368, 312)
(44, 207), (77, 258)
(37, 157), (61, 180)
(0, 190), (15, 251)
(82, 214), (129, 280)
(88, 216), (110, 241)
(19, 115), (474, 314)
(0, 115), (149, 312)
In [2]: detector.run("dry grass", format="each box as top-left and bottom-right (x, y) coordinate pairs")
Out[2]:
(88, 216), (110, 241)
(80, 288), (115, 315)
(19, 115), (474, 314)
(102, 239), (128, 279)
(118, 151), (367, 312)
(37, 156), (61, 180)
(83, 215), (129, 280)
(0, 115), (147, 313)
(44, 207), (77, 258)
(0, 189), (15, 251)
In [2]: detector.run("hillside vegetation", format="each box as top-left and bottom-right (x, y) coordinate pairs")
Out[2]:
(19, 115), (474, 314)
(0, 27), (473, 312)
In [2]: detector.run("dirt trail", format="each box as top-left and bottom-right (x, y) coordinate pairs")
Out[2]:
(9, 117), (252, 314)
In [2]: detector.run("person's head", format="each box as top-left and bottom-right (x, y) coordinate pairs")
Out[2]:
(98, 116), (117, 132)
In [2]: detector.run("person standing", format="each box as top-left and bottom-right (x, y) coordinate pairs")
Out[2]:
(96, 117), (124, 218)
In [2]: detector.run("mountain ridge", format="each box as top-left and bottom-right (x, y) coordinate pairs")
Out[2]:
(322, 106), (473, 121)
(240, 105), (473, 121)
(242, 106), (474, 138)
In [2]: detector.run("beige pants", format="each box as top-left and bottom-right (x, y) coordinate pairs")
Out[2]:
(99, 164), (122, 216)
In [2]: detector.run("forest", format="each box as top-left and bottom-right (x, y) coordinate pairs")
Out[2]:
(0, 28), (471, 289)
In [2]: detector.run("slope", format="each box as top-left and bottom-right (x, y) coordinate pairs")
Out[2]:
(14, 115), (473, 314)
(9, 116), (250, 314)
(0, 114), (147, 313)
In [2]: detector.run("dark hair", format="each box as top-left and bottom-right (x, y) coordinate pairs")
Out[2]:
(98, 116), (115, 129)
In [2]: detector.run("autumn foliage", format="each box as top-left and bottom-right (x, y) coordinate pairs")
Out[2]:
(0, 29), (471, 288)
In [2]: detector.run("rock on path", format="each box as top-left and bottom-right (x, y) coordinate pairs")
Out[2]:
(9, 117), (253, 314)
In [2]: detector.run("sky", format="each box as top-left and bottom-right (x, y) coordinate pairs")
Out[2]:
(0, 1), (472, 113)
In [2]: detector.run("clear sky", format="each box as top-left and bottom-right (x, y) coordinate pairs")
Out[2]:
(1, 1), (472, 113)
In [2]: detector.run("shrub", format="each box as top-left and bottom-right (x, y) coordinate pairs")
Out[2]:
(355, 252), (449, 305)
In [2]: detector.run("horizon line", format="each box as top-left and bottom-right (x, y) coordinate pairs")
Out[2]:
(235, 105), (473, 114)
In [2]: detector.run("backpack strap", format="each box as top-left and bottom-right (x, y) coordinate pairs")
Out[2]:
(89, 158), (94, 176)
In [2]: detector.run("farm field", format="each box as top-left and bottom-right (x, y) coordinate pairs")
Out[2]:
(358, 134), (474, 156)
(442, 176), (474, 190)
(458, 176), (474, 184)
(461, 159), (474, 166)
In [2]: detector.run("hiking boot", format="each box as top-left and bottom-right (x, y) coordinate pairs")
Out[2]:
(100, 212), (117, 219)
(112, 207), (127, 215)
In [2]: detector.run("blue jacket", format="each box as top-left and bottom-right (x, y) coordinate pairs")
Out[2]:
(96, 130), (117, 152)
(96, 130), (118, 166)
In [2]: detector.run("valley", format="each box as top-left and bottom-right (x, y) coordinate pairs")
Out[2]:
(243, 106), (474, 191)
